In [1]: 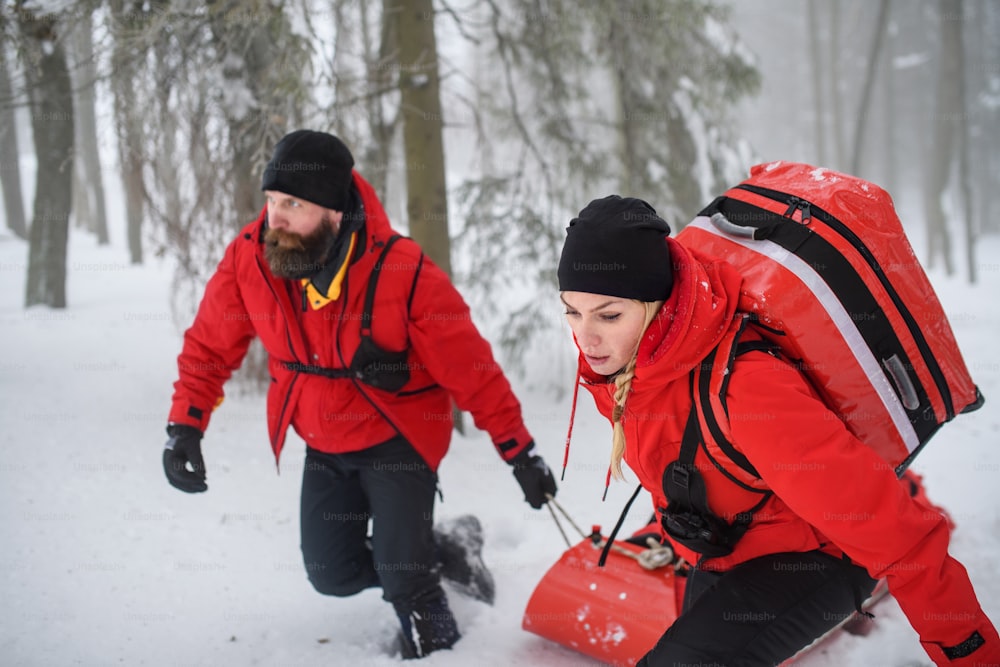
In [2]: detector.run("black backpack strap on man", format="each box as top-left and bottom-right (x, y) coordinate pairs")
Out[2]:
(347, 235), (413, 392)
(283, 234), (416, 392)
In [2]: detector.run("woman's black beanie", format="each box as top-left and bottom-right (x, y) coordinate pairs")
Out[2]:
(557, 195), (673, 302)
(261, 130), (355, 211)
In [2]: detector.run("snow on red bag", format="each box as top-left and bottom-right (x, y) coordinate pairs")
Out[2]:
(677, 161), (983, 473)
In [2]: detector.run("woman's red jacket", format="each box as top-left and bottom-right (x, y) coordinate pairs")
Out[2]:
(574, 237), (999, 666)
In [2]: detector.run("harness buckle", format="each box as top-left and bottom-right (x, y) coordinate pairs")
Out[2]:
(671, 465), (691, 490)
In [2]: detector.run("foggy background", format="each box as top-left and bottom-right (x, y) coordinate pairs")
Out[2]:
(2, 3), (1000, 666)
(2, 0), (997, 386)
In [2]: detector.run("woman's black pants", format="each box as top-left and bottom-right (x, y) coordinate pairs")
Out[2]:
(638, 550), (878, 667)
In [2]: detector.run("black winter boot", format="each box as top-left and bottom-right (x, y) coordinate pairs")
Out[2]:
(394, 591), (461, 659)
(434, 514), (496, 605)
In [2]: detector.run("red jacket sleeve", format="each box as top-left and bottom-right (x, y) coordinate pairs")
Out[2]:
(168, 238), (257, 433)
(727, 353), (1000, 667)
(405, 254), (533, 461)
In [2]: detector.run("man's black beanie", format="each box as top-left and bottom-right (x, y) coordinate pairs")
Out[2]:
(557, 195), (673, 302)
(261, 130), (355, 211)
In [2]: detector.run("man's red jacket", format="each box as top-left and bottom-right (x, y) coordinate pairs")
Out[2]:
(168, 172), (532, 470)
(575, 237), (999, 666)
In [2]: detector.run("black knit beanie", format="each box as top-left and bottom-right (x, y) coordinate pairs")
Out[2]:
(261, 130), (355, 211)
(557, 195), (673, 302)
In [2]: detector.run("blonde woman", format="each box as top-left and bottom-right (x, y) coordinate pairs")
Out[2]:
(556, 195), (999, 667)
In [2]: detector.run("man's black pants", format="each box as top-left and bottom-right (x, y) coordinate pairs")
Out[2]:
(638, 550), (878, 667)
(299, 436), (443, 612)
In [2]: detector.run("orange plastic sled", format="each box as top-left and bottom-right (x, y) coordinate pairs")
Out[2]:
(523, 472), (946, 666)
(522, 531), (686, 666)
(522, 528), (893, 666)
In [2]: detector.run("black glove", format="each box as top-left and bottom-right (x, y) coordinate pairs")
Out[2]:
(510, 444), (557, 509)
(163, 424), (208, 493)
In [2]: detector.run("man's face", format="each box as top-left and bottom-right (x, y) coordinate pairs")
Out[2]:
(265, 190), (342, 237)
(263, 191), (344, 279)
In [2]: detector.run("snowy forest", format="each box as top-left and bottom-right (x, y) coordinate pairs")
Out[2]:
(2, 0), (998, 385)
(3, 2), (1000, 666)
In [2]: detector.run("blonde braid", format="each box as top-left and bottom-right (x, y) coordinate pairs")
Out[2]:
(609, 300), (665, 480)
(610, 355), (639, 480)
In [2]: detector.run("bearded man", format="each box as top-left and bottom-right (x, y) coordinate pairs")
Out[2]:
(162, 130), (556, 658)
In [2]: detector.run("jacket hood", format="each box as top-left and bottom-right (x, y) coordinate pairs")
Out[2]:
(350, 171), (395, 240)
(575, 237), (743, 389)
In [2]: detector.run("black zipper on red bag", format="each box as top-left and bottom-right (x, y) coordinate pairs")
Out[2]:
(734, 182), (954, 422)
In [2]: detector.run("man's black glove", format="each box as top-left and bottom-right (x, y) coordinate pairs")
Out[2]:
(163, 424), (208, 493)
(510, 444), (557, 509)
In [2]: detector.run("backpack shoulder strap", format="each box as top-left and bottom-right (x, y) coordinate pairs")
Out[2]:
(360, 235), (405, 337)
(664, 374), (722, 511)
(692, 315), (770, 486)
(733, 338), (780, 357)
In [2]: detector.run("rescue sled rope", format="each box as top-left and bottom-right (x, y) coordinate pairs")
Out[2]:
(545, 501), (573, 548)
(546, 494), (588, 548)
(545, 494), (676, 571)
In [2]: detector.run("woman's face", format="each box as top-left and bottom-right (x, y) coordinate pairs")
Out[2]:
(561, 291), (647, 376)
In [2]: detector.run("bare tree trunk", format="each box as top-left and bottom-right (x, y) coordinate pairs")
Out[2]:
(980, 3), (1000, 235)
(109, 0), (146, 264)
(923, 0), (961, 275)
(613, 80), (636, 196)
(882, 17), (898, 195)
(808, 0), (828, 166)
(329, 2), (360, 149)
(829, 0), (845, 170)
(205, 1), (302, 393)
(69, 24), (88, 237)
(357, 0), (397, 199)
(953, 5), (974, 284)
(967, 3), (1000, 233)
(850, 0), (891, 176)
(390, 0), (462, 430)
(70, 9), (109, 244)
(208, 0), (284, 227)
(149, 0), (185, 271)
(71, 149), (93, 232)
(391, 0), (451, 276)
(0, 43), (27, 239)
(607, 12), (638, 195)
(20, 10), (74, 308)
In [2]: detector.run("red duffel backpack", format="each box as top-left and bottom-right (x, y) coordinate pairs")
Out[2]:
(676, 161), (983, 474)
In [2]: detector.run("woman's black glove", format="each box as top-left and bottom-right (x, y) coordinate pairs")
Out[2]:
(510, 443), (557, 509)
(163, 424), (208, 493)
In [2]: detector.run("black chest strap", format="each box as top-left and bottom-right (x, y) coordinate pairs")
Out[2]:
(281, 235), (414, 393)
(282, 361), (355, 379)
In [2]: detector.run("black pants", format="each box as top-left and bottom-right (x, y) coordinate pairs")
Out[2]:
(638, 551), (878, 667)
(299, 436), (443, 612)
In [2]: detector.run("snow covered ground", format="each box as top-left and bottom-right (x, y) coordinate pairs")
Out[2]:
(1, 215), (998, 666)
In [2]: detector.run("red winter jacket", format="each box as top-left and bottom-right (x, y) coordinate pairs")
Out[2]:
(169, 172), (532, 470)
(575, 237), (999, 666)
